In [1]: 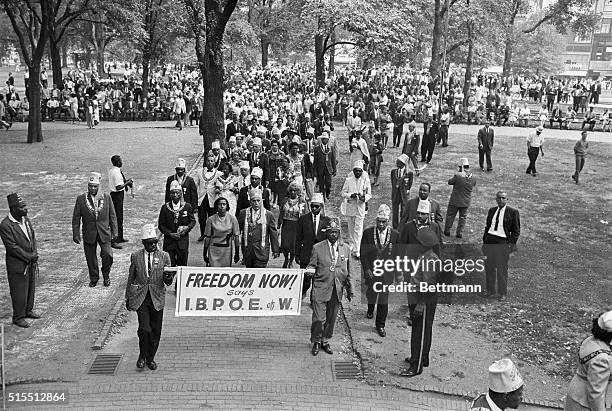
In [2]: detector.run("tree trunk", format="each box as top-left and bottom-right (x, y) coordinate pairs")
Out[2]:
(429, 0), (442, 77)
(261, 38), (269, 67)
(27, 64), (43, 143)
(49, 32), (63, 90)
(328, 28), (335, 75)
(202, 26), (225, 151)
(463, 21), (474, 106)
(502, 0), (520, 77)
(141, 53), (151, 106)
(61, 45), (68, 67)
(314, 33), (325, 88)
(91, 21), (106, 75)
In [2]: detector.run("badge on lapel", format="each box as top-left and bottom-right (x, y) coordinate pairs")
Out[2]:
(182, 211), (187, 217)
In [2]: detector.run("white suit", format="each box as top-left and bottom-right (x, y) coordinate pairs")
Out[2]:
(341, 173), (371, 255)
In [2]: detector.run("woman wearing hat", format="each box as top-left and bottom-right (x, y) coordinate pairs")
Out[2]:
(278, 182), (306, 268)
(349, 129), (370, 170)
(564, 310), (612, 411)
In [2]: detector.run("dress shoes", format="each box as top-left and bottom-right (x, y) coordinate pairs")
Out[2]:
(117, 238), (129, 243)
(399, 366), (423, 377)
(376, 327), (386, 337)
(404, 357), (428, 367)
(103, 279), (111, 287)
(110, 242), (122, 250)
(26, 311), (41, 319)
(146, 360), (157, 370)
(311, 342), (320, 356)
(321, 343), (333, 355)
(136, 358), (146, 369)
(366, 312), (373, 319)
(89, 281), (98, 287)
(197, 235), (205, 242)
(13, 319), (30, 328)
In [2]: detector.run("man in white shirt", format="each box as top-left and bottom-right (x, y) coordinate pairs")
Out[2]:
(195, 155), (221, 241)
(108, 155), (133, 247)
(341, 160), (372, 258)
(526, 126), (544, 177)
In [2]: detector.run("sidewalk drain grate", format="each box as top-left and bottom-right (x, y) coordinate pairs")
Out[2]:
(332, 361), (361, 380)
(88, 354), (123, 375)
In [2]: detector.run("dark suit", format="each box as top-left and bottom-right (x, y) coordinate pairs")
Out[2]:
(237, 208), (279, 267)
(482, 206), (520, 296)
(0, 216), (37, 321)
(360, 226), (399, 328)
(477, 126), (494, 170)
(125, 249), (172, 362)
(225, 121), (240, 140)
(72, 193), (118, 282)
(247, 152), (270, 185)
(390, 168), (413, 229)
(164, 175), (198, 212)
(236, 185), (271, 216)
(157, 202), (196, 266)
(295, 213), (329, 296)
(307, 241), (353, 344)
(313, 144), (336, 199)
(399, 197), (443, 237)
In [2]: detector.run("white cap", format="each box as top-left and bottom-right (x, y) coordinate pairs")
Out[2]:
(88, 172), (101, 185)
(307, 127), (315, 135)
(598, 310), (612, 332)
(176, 158), (186, 169)
(257, 126), (266, 134)
(141, 224), (158, 240)
(169, 180), (182, 192)
(488, 359), (524, 393)
(460, 157), (469, 167)
(239, 161), (250, 170)
(229, 135), (237, 143)
(249, 187), (263, 201)
(211, 140), (221, 149)
(310, 193), (324, 204)
(416, 199), (431, 214)
(305, 113), (311, 118)
(323, 125), (331, 133)
(397, 154), (409, 164)
(252, 137), (262, 146)
(377, 204), (391, 220)
(352, 160), (364, 170)
(250, 167), (263, 179)
(536, 125), (543, 133)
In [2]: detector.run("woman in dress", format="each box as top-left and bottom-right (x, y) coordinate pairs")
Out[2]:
(215, 162), (239, 212)
(203, 197), (240, 267)
(278, 182), (306, 268)
(228, 148), (243, 177)
(287, 141), (305, 188)
(268, 139), (286, 208)
(564, 310), (612, 411)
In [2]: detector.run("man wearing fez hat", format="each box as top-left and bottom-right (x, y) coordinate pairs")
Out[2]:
(236, 166), (271, 216)
(399, 200), (442, 377)
(305, 217), (353, 356)
(208, 140), (228, 170)
(340, 159), (372, 259)
(237, 187), (279, 268)
(360, 204), (399, 337)
(158, 180), (196, 269)
(125, 224), (173, 371)
(72, 172), (118, 287)
(295, 193), (329, 299)
(470, 358), (524, 410)
(0, 193), (41, 328)
(165, 158), (198, 213)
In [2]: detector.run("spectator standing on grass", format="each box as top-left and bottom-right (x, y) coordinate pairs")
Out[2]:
(526, 126), (544, 177)
(444, 158), (476, 239)
(108, 155), (133, 246)
(0, 95), (11, 130)
(572, 131), (589, 184)
(478, 120), (494, 172)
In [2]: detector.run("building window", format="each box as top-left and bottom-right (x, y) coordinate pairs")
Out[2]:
(603, 0), (612, 12)
(574, 33), (592, 43)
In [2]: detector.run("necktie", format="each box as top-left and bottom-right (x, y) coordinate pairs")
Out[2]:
(24, 219), (33, 249)
(313, 215), (317, 234)
(494, 207), (501, 231)
(331, 245), (336, 265)
(147, 253), (152, 278)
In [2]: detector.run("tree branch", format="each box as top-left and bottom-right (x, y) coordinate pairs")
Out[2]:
(322, 40), (357, 56)
(443, 39), (469, 56)
(522, 13), (554, 33)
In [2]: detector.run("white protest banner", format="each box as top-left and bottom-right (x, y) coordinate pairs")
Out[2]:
(175, 267), (303, 317)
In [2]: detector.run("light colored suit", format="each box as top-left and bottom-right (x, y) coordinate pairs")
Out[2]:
(125, 249), (172, 311)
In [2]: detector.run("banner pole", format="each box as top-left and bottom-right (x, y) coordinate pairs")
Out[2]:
(2, 323), (6, 410)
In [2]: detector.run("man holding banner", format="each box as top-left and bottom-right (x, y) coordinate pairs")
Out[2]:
(238, 188), (280, 268)
(306, 217), (353, 356)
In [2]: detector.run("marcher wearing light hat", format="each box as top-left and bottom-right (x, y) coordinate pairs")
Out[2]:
(305, 217), (353, 356)
(313, 131), (337, 201)
(237, 187), (279, 267)
(526, 125), (545, 176)
(237, 160), (251, 190)
(340, 160), (372, 258)
(195, 155), (222, 242)
(444, 157), (476, 238)
(208, 139), (229, 169)
(349, 127), (370, 170)
(278, 182), (307, 268)
(564, 310), (612, 411)
(125, 224), (173, 371)
(236, 166), (271, 217)
(295, 192), (329, 298)
(165, 158), (198, 217)
(360, 204), (399, 337)
(469, 358), (524, 410)
(390, 154), (414, 229)
(0, 193), (40, 328)
(247, 136), (270, 186)
(72, 172), (118, 287)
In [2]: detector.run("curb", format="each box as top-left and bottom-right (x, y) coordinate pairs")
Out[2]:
(90, 150), (205, 351)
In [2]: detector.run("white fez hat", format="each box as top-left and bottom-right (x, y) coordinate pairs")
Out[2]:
(239, 161), (250, 170)
(377, 204), (391, 220)
(397, 154), (409, 164)
(250, 167), (263, 178)
(88, 172), (101, 185)
(257, 126), (266, 134)
(249, 188), (263, 201)
(211, 140), (221, 149)
(252, 137), (262, 146)
(460, 157), (469, 167)
(176, 158), (186, 168)
(353, 160), (364, 170)
(169, 180), (182, 192)
(229, 135), (237, 143)
(310, 193), (324, 204)
(141, 224), (158, 240)
(416, 199), (431, 214)
(488, 359), (524, 393)
(307, 127), (315, 135)
(323, 125), (331, 133)
(598, 310), (612, 332)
